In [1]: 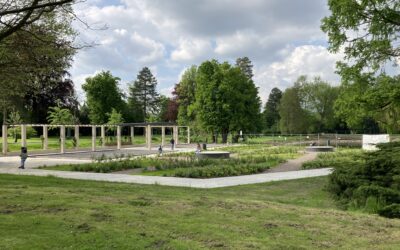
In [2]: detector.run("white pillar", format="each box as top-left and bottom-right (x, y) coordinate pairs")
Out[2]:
(187, 127), (190, 144)
(60, 125), (66, 154)
(147, 125), (151, 150)
(174, 126), (179, 145)
(130, 126), (134, 145)
(161, 126), (165, 146)
(74, 125), (79, 148)
(21, 124), (27, 147)
(117, 126), (121, 150)
(91, 126), (96, 152)
(2, 125), (8, 155)
(101, 125), (105, 147)
(43, 125), (48, 150)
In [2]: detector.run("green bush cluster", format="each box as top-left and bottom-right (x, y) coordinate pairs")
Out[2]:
(71, 159), (143, 173)
(171, 158), (284, 178)
(327, 142), (400, 218)
(302, 149), (364, 169)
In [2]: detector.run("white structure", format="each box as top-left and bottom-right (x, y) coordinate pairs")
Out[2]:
(1, 122), (190, 155)
(362, 134), (390, 151)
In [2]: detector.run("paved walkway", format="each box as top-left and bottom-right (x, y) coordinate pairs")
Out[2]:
(0, 146), (332, 189)
(265, 152), (318, 173)
(0, 166), (332, 188)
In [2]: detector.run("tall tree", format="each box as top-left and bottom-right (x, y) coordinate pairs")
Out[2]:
(128, 67), (159, 121)
(174, 65), (197, 125)
(263, 87), (282, 132)
(195, 60), (261, 143)
(0, 9), (76, 124)
(298, 76), (340, 132)
(322, 0), (400, 132)
(279, 87), (308, 134)
(235, 57), (253, 79)
(82, 71), (125, 124)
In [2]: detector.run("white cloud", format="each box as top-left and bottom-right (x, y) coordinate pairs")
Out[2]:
(171, 38), (213, 62)
(69, 0), (344, 103)
(254, 45), (343, 103)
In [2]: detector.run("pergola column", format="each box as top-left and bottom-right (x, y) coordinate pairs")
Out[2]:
(130, 126), (134, 145)
(2, 125), (8, 155)
(117, 126), (121, 150)
(43, 125), (48, 150)
(60, 125), (66, 154)
(173, 126), (179, 145)
(161, 126), (165, 146)
(146, 125), (151, 150)
(74, 125), (79, 148)
(101, 125), (105, 147)
(91, 126), (96, 152)
(21, 124), (27, 147)
(187, 127), (190, 144)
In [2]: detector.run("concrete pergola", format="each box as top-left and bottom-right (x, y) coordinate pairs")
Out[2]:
(1, 122), (190, 155)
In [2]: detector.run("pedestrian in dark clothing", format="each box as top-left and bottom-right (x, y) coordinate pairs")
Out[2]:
(170, 138), (175, 150)
(19, 147), (28, 169)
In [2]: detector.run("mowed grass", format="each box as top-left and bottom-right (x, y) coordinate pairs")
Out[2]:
(1, 174), (399, 249)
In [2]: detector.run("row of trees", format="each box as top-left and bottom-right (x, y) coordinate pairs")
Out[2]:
(2, 0), (399, 137)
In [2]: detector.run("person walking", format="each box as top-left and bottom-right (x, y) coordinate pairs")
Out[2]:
(170, 138), (175, 150)
(19, 147), (28, 169)
(158, 145), (163, 156)
(195, 143), (201, 154)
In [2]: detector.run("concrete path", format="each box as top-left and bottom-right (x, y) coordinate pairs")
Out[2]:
(265, 152), (318, 173)
(0, 167), (332, 188)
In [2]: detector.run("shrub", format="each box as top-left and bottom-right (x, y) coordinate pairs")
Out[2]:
(378, 204), (400, 219)
(327, 142), (400, 217)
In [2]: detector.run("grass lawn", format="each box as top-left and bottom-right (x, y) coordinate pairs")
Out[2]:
(0, 174), (399, 249)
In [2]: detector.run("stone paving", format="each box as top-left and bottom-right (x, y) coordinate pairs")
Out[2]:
(0, 145), (332, 189)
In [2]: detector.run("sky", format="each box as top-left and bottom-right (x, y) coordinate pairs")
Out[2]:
(70, 0), (344, 104)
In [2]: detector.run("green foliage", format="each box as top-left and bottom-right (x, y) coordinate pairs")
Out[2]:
(302, 149), (363, 169)
(378, 204), (400, 219)
(82, 71), (125, 124)
(0, 10), (76, 119)
(263, 87), (282, 132)
(279, 87), (308, 133)
(175, 65), (197, 125)
(128, 67), (160, 121)
(47, 105), (75, 125)
(194, 60), (261, 142)
(327, 142), (400, 218)
(321, 0), (400, 72)
(235, 56), (253, 79)
(279, 76), (340, 133)
(335, 73), (400, 133)
(322, 0), (400, 133)
(106, 108), (124, 133)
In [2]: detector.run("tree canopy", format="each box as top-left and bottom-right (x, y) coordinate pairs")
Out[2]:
(194, 60), (261, 142)
(321, 0), (400, 72)
(128, 67), (160, 121)
(0, 0), (74, 42)
(82, 71), (125, 124)
(263, 87), (282, 132)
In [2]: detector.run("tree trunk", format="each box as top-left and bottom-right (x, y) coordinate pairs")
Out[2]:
(2, 108), (6, 125)
(221, 129), (229, 143)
